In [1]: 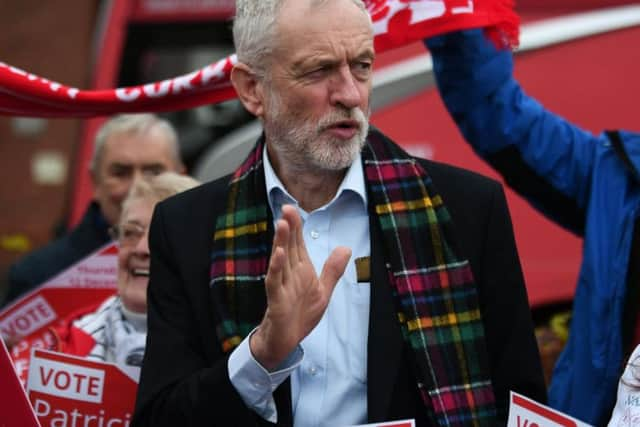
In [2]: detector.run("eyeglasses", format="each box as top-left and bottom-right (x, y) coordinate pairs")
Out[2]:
(109, 223), (147, 247)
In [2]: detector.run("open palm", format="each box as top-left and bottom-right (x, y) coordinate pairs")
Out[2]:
(250, 205), (351, 370)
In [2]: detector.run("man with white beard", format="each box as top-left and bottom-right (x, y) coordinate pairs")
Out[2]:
(132, 1), (546, 426)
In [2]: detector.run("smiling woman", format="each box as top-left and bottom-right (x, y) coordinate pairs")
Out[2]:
(111, 173), (199, 315)
(10, 172), (200, 382)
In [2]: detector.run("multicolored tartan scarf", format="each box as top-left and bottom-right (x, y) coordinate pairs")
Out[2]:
(210, 129), (498, 426)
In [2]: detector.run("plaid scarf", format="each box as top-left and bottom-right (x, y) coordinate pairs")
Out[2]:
(210, 129), (497, 426)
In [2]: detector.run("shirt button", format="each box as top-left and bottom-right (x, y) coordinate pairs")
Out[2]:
(310, 230), (320, 239)
(309, 366), (318, 376)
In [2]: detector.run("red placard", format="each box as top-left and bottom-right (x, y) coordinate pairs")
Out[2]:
(0, 339), (41, 426)
(0, 243), (118, 341)
(26, 349), (138, 427)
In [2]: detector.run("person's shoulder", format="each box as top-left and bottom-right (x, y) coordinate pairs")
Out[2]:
(71, 295), (118, 330)
(8, 233), (76, 287)
(617, 130), (640, 160)
(369, 127), (501, 202)
(159, 174), (229, 209)
(4, 204), (109, 304)
(418, 157), (501, 194)
(629, 344), (640, 364)
(153, 174), (231, 230)
(618, 129), (640, 143)
(415, 157), (508, 235)
(370, 127), (500, 192)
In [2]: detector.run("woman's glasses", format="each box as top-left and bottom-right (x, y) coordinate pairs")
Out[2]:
(109, 223), (147, 247)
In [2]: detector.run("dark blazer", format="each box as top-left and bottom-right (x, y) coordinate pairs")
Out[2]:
(2, 202), (111, 307)
(133, 143), (546, 426)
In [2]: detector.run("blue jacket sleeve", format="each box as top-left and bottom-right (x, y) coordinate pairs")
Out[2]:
(425, 30), (609, 236)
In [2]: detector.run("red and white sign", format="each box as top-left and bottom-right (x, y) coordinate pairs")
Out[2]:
(29, 355), (105, 403)
(0, 243), (118, 340)
(351, 420), (415, 427)
(0, 295), (57, 339)
(508, 392), (593, 427)
(27, 349), (138, 427)
(0, 339), (41, 426)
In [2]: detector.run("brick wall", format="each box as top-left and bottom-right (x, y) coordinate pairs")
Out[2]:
(0, 0), (98, 296)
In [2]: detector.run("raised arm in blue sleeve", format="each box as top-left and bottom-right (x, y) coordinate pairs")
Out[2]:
(425, 29), (640, 427)
(425, 29), (609, 236)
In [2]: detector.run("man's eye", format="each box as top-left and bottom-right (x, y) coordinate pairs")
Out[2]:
(144, 166), (167, 176)
(109, 166), (132, 178)
(306, 67), (328, 78)
(353, 62), (372, 76)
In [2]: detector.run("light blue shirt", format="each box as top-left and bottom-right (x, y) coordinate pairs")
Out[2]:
(228, 147), (371, 427)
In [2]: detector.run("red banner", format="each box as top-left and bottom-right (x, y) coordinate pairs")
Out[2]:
(0, 0), (517, 118)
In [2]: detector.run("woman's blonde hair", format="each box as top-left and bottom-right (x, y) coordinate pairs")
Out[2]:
(120, 172), (200, 217)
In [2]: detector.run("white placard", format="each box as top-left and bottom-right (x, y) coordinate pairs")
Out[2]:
(28, 353), (105, 404)
(508, 391), (593, 427)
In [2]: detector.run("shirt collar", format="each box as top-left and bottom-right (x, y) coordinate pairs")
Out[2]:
(262, 144), (368, 216)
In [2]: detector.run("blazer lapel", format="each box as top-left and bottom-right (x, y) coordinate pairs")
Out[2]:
(366, 215), (404, 422)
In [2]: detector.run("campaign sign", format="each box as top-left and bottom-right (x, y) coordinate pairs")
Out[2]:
(508, 392), (593, 427)
(0, 339), (41, 426)
(26, 349), (137, 427)
(0, 242), (118, 340)
(351, 420), (415, 427)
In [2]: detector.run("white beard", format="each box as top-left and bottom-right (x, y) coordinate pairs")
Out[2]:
(263, 90), (369, 172)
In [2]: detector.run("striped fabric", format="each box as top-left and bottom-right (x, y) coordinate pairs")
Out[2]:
(210, 129), (497, 425)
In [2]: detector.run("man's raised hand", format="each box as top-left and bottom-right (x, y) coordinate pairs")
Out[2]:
(249, 205), (351, 370)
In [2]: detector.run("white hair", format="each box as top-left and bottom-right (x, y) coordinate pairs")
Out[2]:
(120, 172), (200, 218)
(89, 113), (182, 175)
(233, 0), (369, 78)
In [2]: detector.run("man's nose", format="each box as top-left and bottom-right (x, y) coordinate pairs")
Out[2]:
(330, 66), (363, 109)
(132, 168), (145, 183)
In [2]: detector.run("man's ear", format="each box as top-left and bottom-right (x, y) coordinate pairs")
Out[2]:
(230, 63), (265, 118)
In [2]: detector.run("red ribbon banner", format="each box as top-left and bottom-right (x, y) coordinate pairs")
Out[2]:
(0, 0), (517, 118)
